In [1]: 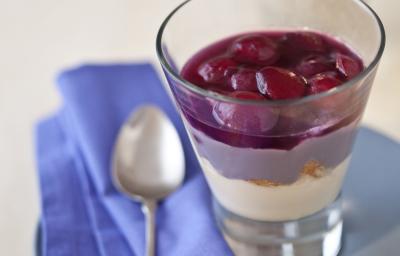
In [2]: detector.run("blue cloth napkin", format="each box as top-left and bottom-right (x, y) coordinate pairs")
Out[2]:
(35, 63), (232, 256)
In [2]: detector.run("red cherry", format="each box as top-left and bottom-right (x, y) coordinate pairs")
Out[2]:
(229, 35), (280, 66)
(224, 66), (240, 80)
(229, 91), (265, 100)
(256, 67), (307, 100)
(308, 73), (342, 94)
(283, 32), (326, 53)
(318, 70), (343, 80)
(198, 56), (238, 84)
(229, 68), (258, 92)
(295, 54), (334, 78)
(212, 91), (278, 133)
(335, 53), (362, 79)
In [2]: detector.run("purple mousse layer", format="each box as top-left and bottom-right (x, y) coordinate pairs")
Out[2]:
(190, 118), (358, 183)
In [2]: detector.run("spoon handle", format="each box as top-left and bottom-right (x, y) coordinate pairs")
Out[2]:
(142, 199), (157, 256)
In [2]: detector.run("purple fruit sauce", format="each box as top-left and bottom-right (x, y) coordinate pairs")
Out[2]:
(180, 31), (364, 150)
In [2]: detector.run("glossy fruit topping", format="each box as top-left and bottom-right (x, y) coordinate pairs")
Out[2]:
(230, 68), (258, 91)
(308, 73), (342, 94)
(283, 32), (326, 53)
(256, 67), (307, 100)
(295, 54), (334, 78)
(213, 91), (278, 133)
(335, 53), (362, 79)
(198, 56), (237, 84)
(229, 35), (279, 65)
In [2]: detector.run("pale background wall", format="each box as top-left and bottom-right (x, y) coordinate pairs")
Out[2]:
(0, 0), (398, 255)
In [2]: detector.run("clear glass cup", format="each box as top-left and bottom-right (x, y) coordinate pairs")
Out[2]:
(156, 0), (385, 255)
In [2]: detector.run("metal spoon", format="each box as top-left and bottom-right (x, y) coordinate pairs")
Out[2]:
(112, 105), (185, 256)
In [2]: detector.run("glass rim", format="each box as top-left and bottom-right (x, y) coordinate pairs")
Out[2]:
(156, 0), (386, 106)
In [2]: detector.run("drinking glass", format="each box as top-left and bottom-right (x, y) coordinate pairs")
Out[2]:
(156, 0), (385, 255)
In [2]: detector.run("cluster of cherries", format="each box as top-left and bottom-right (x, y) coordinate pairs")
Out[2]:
(194, 32), (363, 101)
(180, 32), (363, 146)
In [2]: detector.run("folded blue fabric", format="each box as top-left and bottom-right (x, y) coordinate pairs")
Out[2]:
(35, 63), (232, 256)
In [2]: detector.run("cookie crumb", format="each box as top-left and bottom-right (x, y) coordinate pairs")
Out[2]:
(302, 160), (325, 178)
(247, 179), (281, 187)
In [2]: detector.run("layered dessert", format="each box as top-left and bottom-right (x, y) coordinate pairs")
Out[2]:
(179, 31), (364, 221)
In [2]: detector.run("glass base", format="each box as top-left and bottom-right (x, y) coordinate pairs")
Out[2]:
(213, 197), (343, 256)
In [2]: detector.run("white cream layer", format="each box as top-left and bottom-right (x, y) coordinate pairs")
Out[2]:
(201, 156), (350, 221)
